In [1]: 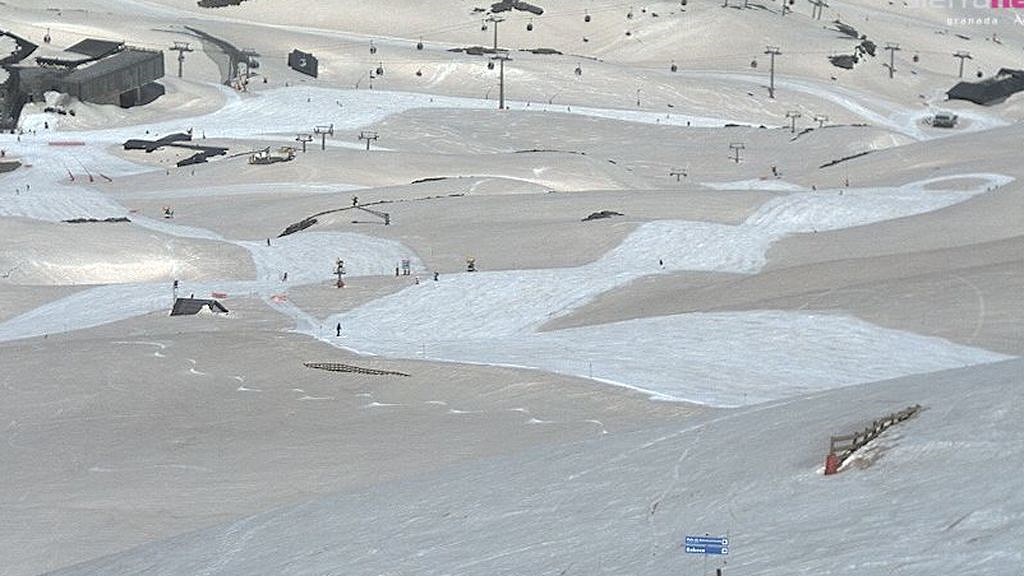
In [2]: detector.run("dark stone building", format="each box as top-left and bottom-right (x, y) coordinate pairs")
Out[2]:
(5, 37), (165, 120)
(0, 29), (37, 130)
(58, 48), (165, 106)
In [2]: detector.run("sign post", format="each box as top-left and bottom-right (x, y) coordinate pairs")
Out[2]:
(684, 535), (729, 575)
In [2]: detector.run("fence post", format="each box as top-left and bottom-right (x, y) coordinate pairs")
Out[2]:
(824, 450), (840, 475)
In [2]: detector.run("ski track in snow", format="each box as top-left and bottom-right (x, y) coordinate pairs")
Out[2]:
(0, 85), (1014, 405)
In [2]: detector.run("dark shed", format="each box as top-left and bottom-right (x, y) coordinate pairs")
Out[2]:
(170, 298), (229, 316)
(288, 49), (318, 77)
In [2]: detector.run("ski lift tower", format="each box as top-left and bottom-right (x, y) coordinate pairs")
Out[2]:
(335, 258), (346, 288)
(314, 124), (334, 150)
(485, 14), (505, 50)
(170, 41), (194, 78)
(883, 42), (901, 79)
(359, 130), (379, 151)
(239, 48), (260, 87)
(295, 133), (313, 153)
(785, 110), (802, 133)
(764, 46), (781, 99)
(953, 51), (972, 78)
(490, 51), (512, 110)
(729, 142), (746, 163)
(810, 0), (829, 19)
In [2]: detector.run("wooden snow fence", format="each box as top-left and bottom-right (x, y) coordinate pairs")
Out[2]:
(304, 362), (410, 377)
(824, 404), (922, 475)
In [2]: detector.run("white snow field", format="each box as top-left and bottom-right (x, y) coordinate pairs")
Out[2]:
(1, 81), (756, 224)
(321, 174), (1013, 402)
(0, 172), (1010, 404)
(2, 0), (1023, 574)
(45, 358), (1024, 576)
(0, 230), (421, 342)
(370, 311), (1010, 405)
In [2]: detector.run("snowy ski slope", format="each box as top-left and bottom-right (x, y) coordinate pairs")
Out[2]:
(46, 358), (1024, 576)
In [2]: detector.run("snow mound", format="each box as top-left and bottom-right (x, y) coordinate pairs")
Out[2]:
(702, 179), (807, 191)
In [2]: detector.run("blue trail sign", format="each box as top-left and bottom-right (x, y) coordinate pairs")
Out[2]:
(684, 536), (729, 555)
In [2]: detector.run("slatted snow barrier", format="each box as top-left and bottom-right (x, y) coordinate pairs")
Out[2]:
(304, 362), (410, 377)
(824, 404), (922, 475)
